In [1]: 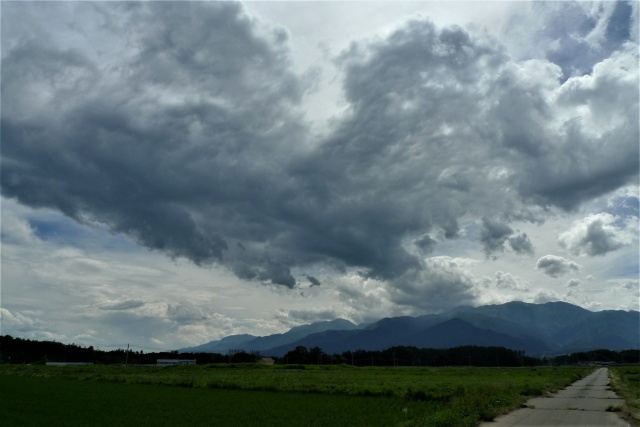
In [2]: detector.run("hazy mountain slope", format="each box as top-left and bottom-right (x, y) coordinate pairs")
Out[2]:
(264, 329), (363, 357)
(448, 312), (552, 354)
(180, 319), (356, 354)
(181, 301), (640, 357)
(456, 301), (593, 343)
(179, 334), (256, 353)
(265, 317), (544, 357)
(445, 302), (639, 354)
(262, 316), (447, 356)
(240, 319), (357, 352)
(554, 309), (640, 352)
(405, 318), (536, 350)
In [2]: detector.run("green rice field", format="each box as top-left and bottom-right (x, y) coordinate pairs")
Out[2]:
(0, 364), (595, 426)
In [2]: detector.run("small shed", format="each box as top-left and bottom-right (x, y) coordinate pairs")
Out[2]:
(258, 357), (275, 365)
(157, 359), (196, 366)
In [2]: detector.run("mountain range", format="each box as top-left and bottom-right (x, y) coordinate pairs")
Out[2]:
(179, 301), (640, 357)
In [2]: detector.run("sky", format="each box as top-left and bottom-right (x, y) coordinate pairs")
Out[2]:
(1, 0), (639, 352)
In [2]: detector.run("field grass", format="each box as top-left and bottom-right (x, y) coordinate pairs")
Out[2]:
(609, 366), (640, 426)
(0, 364), (592, 426)
(0, 374), (432, 427)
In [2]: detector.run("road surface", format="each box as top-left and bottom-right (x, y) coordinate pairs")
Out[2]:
(480, 367), (631, 427)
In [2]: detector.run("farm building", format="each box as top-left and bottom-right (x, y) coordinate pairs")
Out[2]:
(258, 357), (275, 365)
(157, 359), (196, 366)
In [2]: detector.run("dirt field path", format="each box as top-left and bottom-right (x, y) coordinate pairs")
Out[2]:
(481, 368), (631, 426)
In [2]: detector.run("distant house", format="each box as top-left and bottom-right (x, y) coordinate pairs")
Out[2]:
(258, 357), (275, 365)
(157, 359), (196, 366)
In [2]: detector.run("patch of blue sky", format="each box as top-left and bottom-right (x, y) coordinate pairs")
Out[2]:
(606, 195), (640, 218)
(605, 0), (634, 45)
(603, 252), (640, 279)
(599, 193), (640, 231)
(544, 1), (635, 81)
(28, 213), (138, 253)
(544, 4), (598, 79)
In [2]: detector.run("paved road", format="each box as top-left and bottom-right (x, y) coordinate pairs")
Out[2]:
(480, 368), (631, 427)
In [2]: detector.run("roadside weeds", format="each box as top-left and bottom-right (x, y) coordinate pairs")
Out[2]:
(608, 367), (640, 427)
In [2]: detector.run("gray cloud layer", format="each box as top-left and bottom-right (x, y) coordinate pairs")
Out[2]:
(536, 255), (582, 277)
(479, 218), (534, 256)
(2, 2), (638, 302)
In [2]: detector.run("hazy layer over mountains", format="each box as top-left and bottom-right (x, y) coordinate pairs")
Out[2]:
(179, 301), (639, 357)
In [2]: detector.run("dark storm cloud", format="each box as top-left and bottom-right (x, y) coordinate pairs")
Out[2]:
(2, 2), (306, 285)
(508, 233), (534, 255)
(387, 257), (479, 312)
(306, 276), (321, 287)
(478, 218), (534, 256)
(256, 259), (297, 288)
(479, 218), (513, 256)
(413, 235), (437, 254)
(578, 220), (624, 256)
(287, 20), (513, 283)
(536, 255), (581, 277)
(100, 300), (145, 311)
(2, 2), (638, 302)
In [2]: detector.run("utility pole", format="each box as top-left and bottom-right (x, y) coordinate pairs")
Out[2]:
(125, 344), (130, 366)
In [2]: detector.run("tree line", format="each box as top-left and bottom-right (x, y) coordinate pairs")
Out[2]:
(281, 345), (539, 367)
(281, 345), (640, 366)
(552, 348), (639, 365)
(1, 335), (638, 366)
(0, 335), (260, 365)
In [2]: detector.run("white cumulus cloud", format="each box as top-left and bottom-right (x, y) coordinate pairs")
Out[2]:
(558, 213), (637, 256)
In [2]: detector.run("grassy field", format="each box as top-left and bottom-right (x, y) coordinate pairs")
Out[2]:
(0, 374), (432, 427)
(1, 364), (592, 426)
(610, 366), (640, 426)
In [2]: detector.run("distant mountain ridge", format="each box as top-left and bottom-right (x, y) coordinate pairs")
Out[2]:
(179, 301), (640, 357)
(180, 318), (359, 354)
